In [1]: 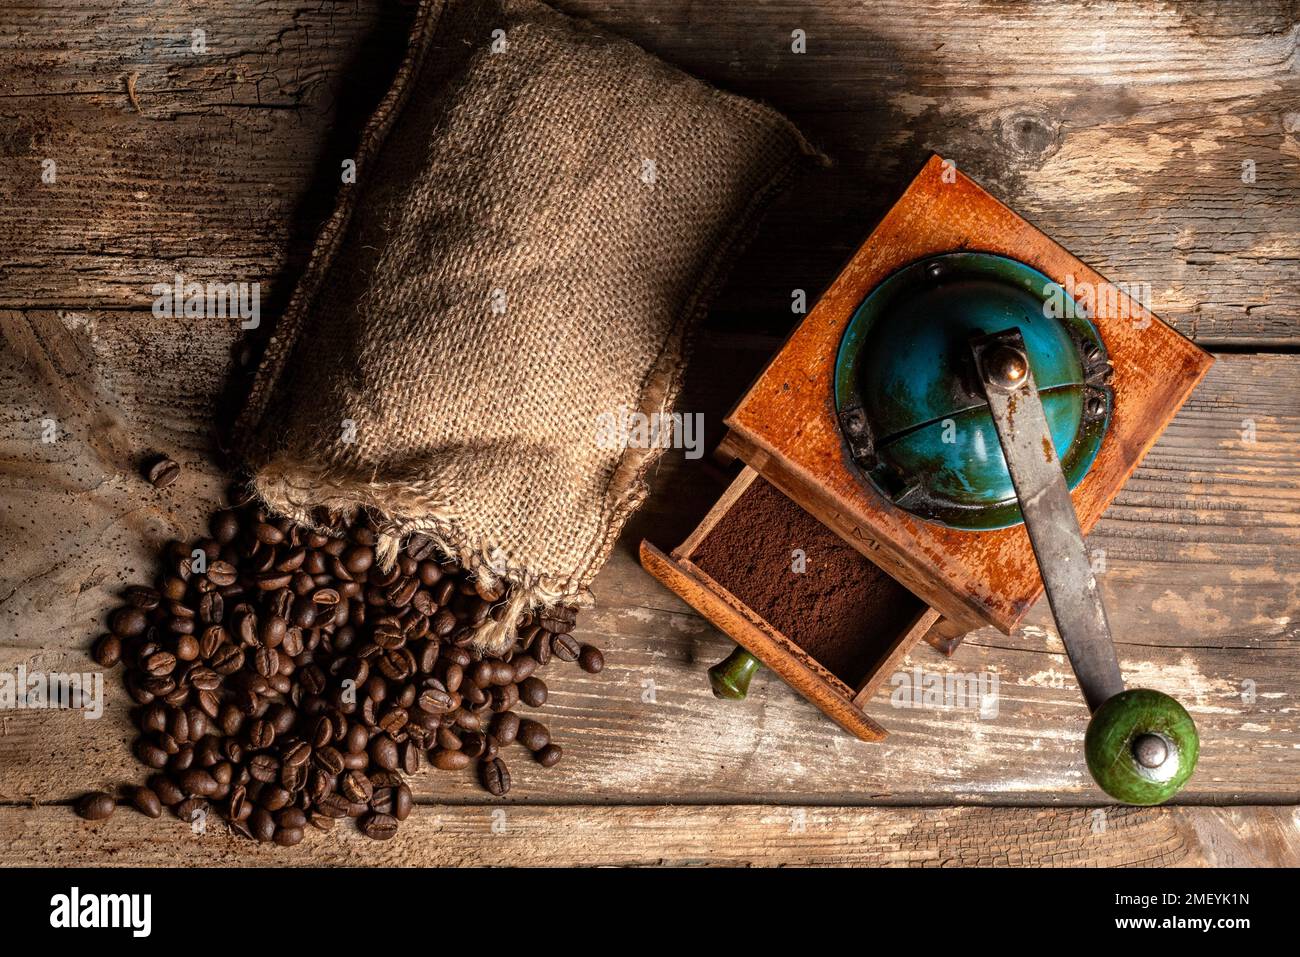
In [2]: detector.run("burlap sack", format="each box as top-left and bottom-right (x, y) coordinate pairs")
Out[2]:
(237, 0), (823, 653)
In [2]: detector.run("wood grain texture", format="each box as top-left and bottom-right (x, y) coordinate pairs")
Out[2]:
(555, 0), (1300, 346)
(1, 1), (1294, 344)
(1, 804), (1295, 867)
(0, 314), (1295, 805)
(0, 1), (413, 311)
(0, 0), (1296, 867)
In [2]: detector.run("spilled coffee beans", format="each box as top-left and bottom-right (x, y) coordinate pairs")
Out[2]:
(79, 482), (602, 845)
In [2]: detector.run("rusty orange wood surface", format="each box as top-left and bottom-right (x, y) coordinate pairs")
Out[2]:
(725, 155), (1215, 639)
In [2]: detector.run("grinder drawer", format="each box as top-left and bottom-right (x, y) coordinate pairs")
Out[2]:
(639, 466), (940, 741)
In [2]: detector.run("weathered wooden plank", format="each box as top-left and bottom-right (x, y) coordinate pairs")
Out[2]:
(0, 313), (1296, 803)
(558, 0), (1300, 345)
(1, 803), (1295, 867)
(0, 1), (413, 310)
(0, 1), (1295, 343)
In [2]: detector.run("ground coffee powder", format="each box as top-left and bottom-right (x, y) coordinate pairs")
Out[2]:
(691, 477), (922, 685)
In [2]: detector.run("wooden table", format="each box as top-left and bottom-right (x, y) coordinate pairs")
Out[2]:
(1, 0), (1297, 867)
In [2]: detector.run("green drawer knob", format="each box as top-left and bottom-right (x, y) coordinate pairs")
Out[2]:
(1085, 689), (1199, 805)
(708, 647), (761, 700)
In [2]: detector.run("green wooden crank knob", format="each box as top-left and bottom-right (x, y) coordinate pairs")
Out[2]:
(1085, 689), (1199, 805)
(973, 330), (1200, 804)
(708, 646), (760, 700)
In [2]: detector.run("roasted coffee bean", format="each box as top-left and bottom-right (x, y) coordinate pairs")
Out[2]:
(417, 687), (455, 714)
(149, 775), (185, 806)
(198, 626), (225, 660)
(432, 609), (457, 637)
(210, 510), (240, 544)
(431, 748), (471, 771)
(274, 826), (305, 847)
(169, 708), (190, 743)
(340, 770), (373, 804)
(360, 812), (398, 841)
(491, 683), (519, 712)
(228, 785), (249, 822)
(370, 787), (395, 815)
(248, 754), (279, 783)
(407, 534), (438, 561)
(277, 807), (308, 830)
(178, 769), (219, 797)
(369, 736), (399, 772)
(282, 741), (311, 769)
(259, 786), (292, 812)
(400, 741), (421, 775)
(377, 647), (415, 682)
(110, 606), (148, 638)
(378, 707), (408, 735)
(313, 746), (344, 775)
(311, 587), (340, 606)
(253, 647), (278, 678)
(518, 719), (550, 752)
(253, 522), (285, 546)
(249, 807), (276, 842)
(198, 591), (224, 625)
(578, 644), (605, 674)
(92, 634), (123, 667)
(140, 702), (169, 735)
(315, 793), (349, 819)
(519, 676), (547, 708)
(511, 655), (538, 683)
(454, 709), (482, 732)
(130, 785), (163, 818)
(491, 712), (520, 746)
(392, 784), (413, 821)
(100, 507), (600, 841)
(257, 571), (293, 592)
(536, 743), (563, 767)
(551, 633), (580, 662)
(219, 705), (245, 737)
(479, 758), (511, 796)
(174, 798), (207, 827)
(372, 622), (405, 651)
(75, 791), (116, 821)
(280, 626), (304, 658)
(280, 761), (307, 792)
(247, 719), (275, 750)
(145, 455), (181, 489)
(142, 676), (176, 696)
(144, 650), (176, 677)
(125, 585), (162, 611)
(210, 643), (243, 674)
(134, 738), (169, 769)
(206, 560), (238, 587)
(343, 546), (374, 575)
(345, 723), (370, 754)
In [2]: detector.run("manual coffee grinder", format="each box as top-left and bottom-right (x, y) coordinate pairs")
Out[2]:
(641, 156), (1214, 805)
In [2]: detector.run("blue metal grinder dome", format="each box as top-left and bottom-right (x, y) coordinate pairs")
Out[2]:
(834, 252), (1114, 531)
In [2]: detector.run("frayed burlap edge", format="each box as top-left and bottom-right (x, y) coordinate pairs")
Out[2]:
(235, 0), (829, 654)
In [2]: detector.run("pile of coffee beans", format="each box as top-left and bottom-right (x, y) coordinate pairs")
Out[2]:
(78, 483), (604, 844)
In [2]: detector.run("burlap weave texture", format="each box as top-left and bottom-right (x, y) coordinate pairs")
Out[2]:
(238, 0), (822, 652)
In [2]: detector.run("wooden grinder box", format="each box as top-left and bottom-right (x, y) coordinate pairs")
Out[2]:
(640, 155), (1213, 742)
